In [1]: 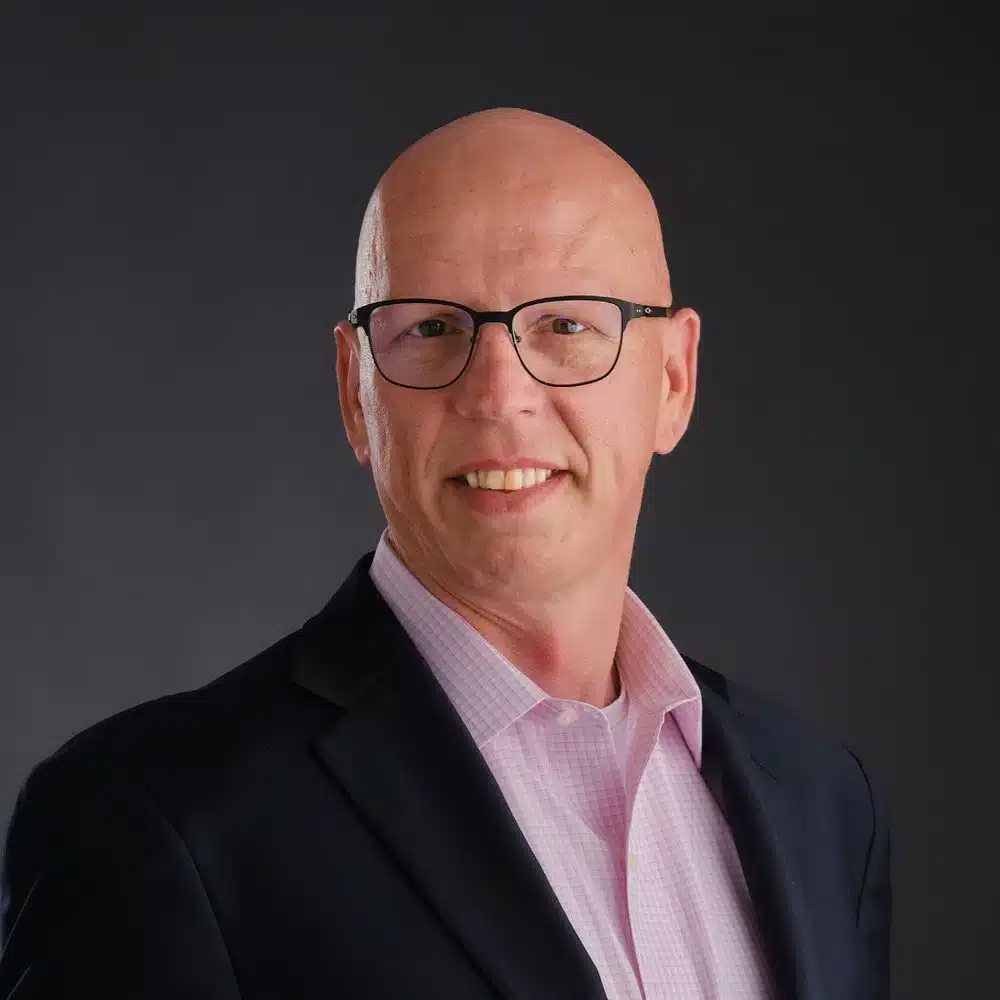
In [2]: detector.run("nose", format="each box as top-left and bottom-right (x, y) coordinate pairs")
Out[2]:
(464, 320), (528, 378)
(450, 319), (539, 414)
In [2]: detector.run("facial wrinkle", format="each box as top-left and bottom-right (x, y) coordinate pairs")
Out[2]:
(559, 209), (603, 269)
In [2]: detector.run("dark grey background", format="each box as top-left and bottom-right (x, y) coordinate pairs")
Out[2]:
(1, 8), (996, 996)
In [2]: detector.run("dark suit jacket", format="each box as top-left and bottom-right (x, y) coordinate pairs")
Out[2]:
(0, 551), (891, 999)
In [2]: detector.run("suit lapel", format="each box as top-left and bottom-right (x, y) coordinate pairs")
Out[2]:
(293, 552), (826, 1000)
(694, 666), (828, 1000)
(292, 554), (608, 1000)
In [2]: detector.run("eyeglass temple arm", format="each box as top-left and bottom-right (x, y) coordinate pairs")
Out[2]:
(628, 302), (674, 319)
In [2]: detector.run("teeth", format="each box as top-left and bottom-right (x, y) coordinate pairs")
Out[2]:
(462, 468), (557, 491)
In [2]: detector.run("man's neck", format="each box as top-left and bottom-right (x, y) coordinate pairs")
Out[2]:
(385, 530), (629, 708)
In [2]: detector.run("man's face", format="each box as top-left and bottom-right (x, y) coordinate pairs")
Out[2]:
(335, 115), (699, 602)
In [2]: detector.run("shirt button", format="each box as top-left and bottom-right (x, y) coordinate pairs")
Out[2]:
(557, 707), (578, 726)
(628, 852), (638, 873)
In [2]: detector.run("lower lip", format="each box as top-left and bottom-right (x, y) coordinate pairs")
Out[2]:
(448, 471), (569, 514)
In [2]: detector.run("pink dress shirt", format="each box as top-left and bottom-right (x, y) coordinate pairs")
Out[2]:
(369, 528), (776, 999)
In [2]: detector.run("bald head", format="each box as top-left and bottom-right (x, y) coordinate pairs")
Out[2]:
(335, 105), (700, 651)
(355, 107), (671, 308)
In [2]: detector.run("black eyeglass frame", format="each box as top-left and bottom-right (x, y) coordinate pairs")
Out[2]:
(347, 295), (677, 390)
(347, 295), (676, 390)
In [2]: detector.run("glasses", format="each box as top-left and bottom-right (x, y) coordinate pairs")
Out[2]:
(347, 295), (675, 390)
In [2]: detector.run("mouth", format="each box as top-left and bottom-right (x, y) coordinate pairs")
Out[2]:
(445, 469), (570, 514)
(448, 468), (569, 494)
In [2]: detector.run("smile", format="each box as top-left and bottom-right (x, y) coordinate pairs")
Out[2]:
(459, 468), (559, 492)
(448, 469), (569, 514)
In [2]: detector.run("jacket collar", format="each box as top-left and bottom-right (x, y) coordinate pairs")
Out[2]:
(367, 526), (703, 761)
(291, 551), (826, 1000)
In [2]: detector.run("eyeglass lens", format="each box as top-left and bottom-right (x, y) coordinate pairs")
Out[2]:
(365, 299), (623, 388)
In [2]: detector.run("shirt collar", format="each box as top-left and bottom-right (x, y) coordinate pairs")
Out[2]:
(368, 527), (702, 767)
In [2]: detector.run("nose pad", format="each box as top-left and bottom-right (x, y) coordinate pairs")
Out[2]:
(474, 321), (520, 346)
(466, 321), (524, 374)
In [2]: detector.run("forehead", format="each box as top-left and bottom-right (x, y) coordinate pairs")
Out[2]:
(368, 180), (661, 304)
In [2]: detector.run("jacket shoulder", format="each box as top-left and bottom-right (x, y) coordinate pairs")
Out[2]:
(682, 651), (879, 801)
(18, 625), (325, 822)
(685, 652), (853, 745)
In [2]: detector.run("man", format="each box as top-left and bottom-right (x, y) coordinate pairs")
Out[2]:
(0, 108), (890, 999)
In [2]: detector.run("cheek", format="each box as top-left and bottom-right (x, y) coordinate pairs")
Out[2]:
(626, 346), (667, 450)
(359, 375), (402, 480)
(581, 365), (660, 478)
(362, 384), (439, 490)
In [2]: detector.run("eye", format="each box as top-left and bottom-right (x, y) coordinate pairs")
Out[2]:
(401, 316), (464, 339)
(411, 318), (448, 338)
(550, 316), (587, 335)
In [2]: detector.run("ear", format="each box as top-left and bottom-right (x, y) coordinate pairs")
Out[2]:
(653, 307), (700, 456)
(333, 319), (372, 467)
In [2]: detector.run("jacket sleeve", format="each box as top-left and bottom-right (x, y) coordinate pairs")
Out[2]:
(0, 748), (241, 999)
(846, 747), (892, 1000)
